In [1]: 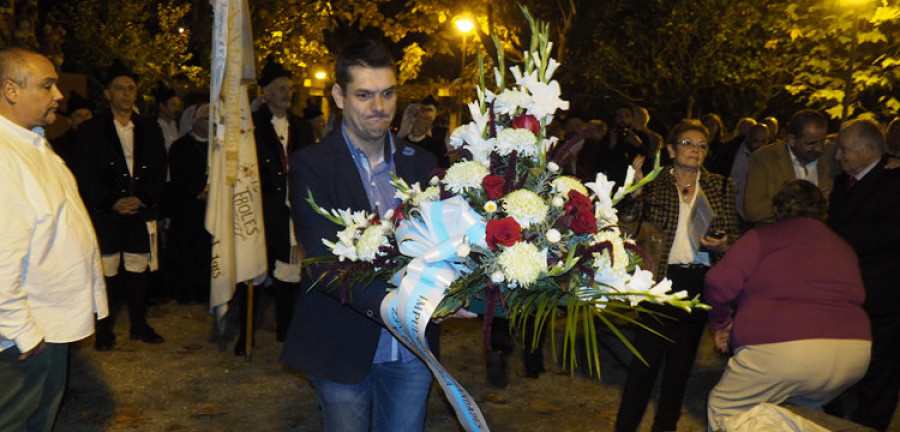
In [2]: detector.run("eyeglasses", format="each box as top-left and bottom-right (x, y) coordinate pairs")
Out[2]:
(678, 139), (709, 152)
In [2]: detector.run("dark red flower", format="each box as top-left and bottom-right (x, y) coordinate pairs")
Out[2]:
(565, 190), (592, 213)
(485, 218), (522, 251)
(391, 203), (406, 222)
(570, 208), (597, 234)
(482, 175), (506, 200)
(511, 114), (541, 134)
(564, 191), (597, 234)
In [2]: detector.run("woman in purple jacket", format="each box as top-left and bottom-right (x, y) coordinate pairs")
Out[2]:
(704, 180), (871, 431)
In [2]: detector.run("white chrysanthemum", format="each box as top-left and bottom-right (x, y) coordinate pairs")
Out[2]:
(356, 224), (390, 262)
(502, 189), (548, 228)
(494, 89), (533, 116)
(495, 128), (539, 158)
(591, 231), (628, 274)
(484, 201), (498, 213)
(411, 186), (440, 206)
(551, 176), (589, 197)
(442, 161), (489, 194)
(552, 196), (565, 208)
(497, 242), (547, 286)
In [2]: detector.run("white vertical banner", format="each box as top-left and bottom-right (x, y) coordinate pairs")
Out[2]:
(207, 0), (267, 324)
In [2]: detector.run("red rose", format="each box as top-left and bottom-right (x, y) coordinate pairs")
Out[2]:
(482, 175), (506, 200)
(570, 208), (597, 234)
(511, 114), (541, 135)
(391, 203), (406, 222)
(485, 218), (522, 251)
(565, 190), (592, 213)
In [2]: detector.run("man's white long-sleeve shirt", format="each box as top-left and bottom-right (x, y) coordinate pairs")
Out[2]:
(0, 114), (108, 352)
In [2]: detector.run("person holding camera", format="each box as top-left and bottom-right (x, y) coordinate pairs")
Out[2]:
(596, 105), (655, 187)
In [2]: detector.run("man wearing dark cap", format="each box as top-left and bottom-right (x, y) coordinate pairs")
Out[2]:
(72, 59), (167, 350)
(233, 59), (314, 355)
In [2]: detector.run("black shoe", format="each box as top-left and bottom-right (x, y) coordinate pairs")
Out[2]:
(95, 334), (116, 351)
(233, 338), (255, 356)
(523, 349), (545, 378)
(131, 327), (164, 344)
(486, 351), (509, 388)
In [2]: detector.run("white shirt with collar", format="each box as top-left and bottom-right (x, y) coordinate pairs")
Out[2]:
(157, 117), (180, 152)
(787, 143), (819, 185)
(115, 118), (136, 175)
(853, 157), (881, 182)
(0, 114), (108, 352)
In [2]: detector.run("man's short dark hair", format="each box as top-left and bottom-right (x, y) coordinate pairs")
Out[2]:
(786, 109), (827, 138)
(666, 118), (710, 146)
(773, 179), (826, 222)
(334, 40), (395, 90)
(840, 118), (887, 154)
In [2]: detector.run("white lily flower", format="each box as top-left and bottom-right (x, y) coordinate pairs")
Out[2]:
(613, 166), (636, 202)
(545, 58), (560, 80)
(525, 78), (569, 120)
(585, 172), (616, 207)
(510, 65), (524, 85)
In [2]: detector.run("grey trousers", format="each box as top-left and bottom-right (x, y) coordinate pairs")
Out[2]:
(0, 343), (68, 432)
(707, 338), (871, 432)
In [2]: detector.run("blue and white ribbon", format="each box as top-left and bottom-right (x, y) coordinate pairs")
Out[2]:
(380, 196), (490, 432)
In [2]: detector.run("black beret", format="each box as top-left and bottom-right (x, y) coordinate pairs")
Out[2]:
(258, 60), (292, 87)
(103, 59), (138, 87)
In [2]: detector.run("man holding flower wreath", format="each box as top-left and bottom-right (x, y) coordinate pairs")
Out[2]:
(281, 40), (445, 432)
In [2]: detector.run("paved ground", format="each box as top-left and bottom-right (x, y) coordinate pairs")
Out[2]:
(52, 300), (898, 431)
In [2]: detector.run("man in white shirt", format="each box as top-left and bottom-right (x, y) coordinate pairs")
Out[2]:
(0, 47), (108, 432)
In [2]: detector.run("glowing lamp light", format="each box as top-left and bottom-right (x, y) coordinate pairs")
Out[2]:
(314, 71), (327, 80)
(455, 18), (474, 34)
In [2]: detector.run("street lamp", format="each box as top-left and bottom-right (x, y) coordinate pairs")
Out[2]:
(455, 17), (474, 128)
(840, 0), (870, 122)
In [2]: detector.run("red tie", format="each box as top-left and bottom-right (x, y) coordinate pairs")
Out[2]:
(848, 176), (857, 190)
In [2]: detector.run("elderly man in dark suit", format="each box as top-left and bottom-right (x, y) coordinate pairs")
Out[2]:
(281, 40), (443, 432)
(233, 60), (315, 356)
(73, 60), (167, 350)
(827, 118), (900, 431)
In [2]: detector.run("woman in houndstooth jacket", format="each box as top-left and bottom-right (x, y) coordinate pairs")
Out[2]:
(615, 119), (740, 432)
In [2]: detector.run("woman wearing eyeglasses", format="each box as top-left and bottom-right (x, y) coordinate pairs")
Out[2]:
(615, 119), (739, 432)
